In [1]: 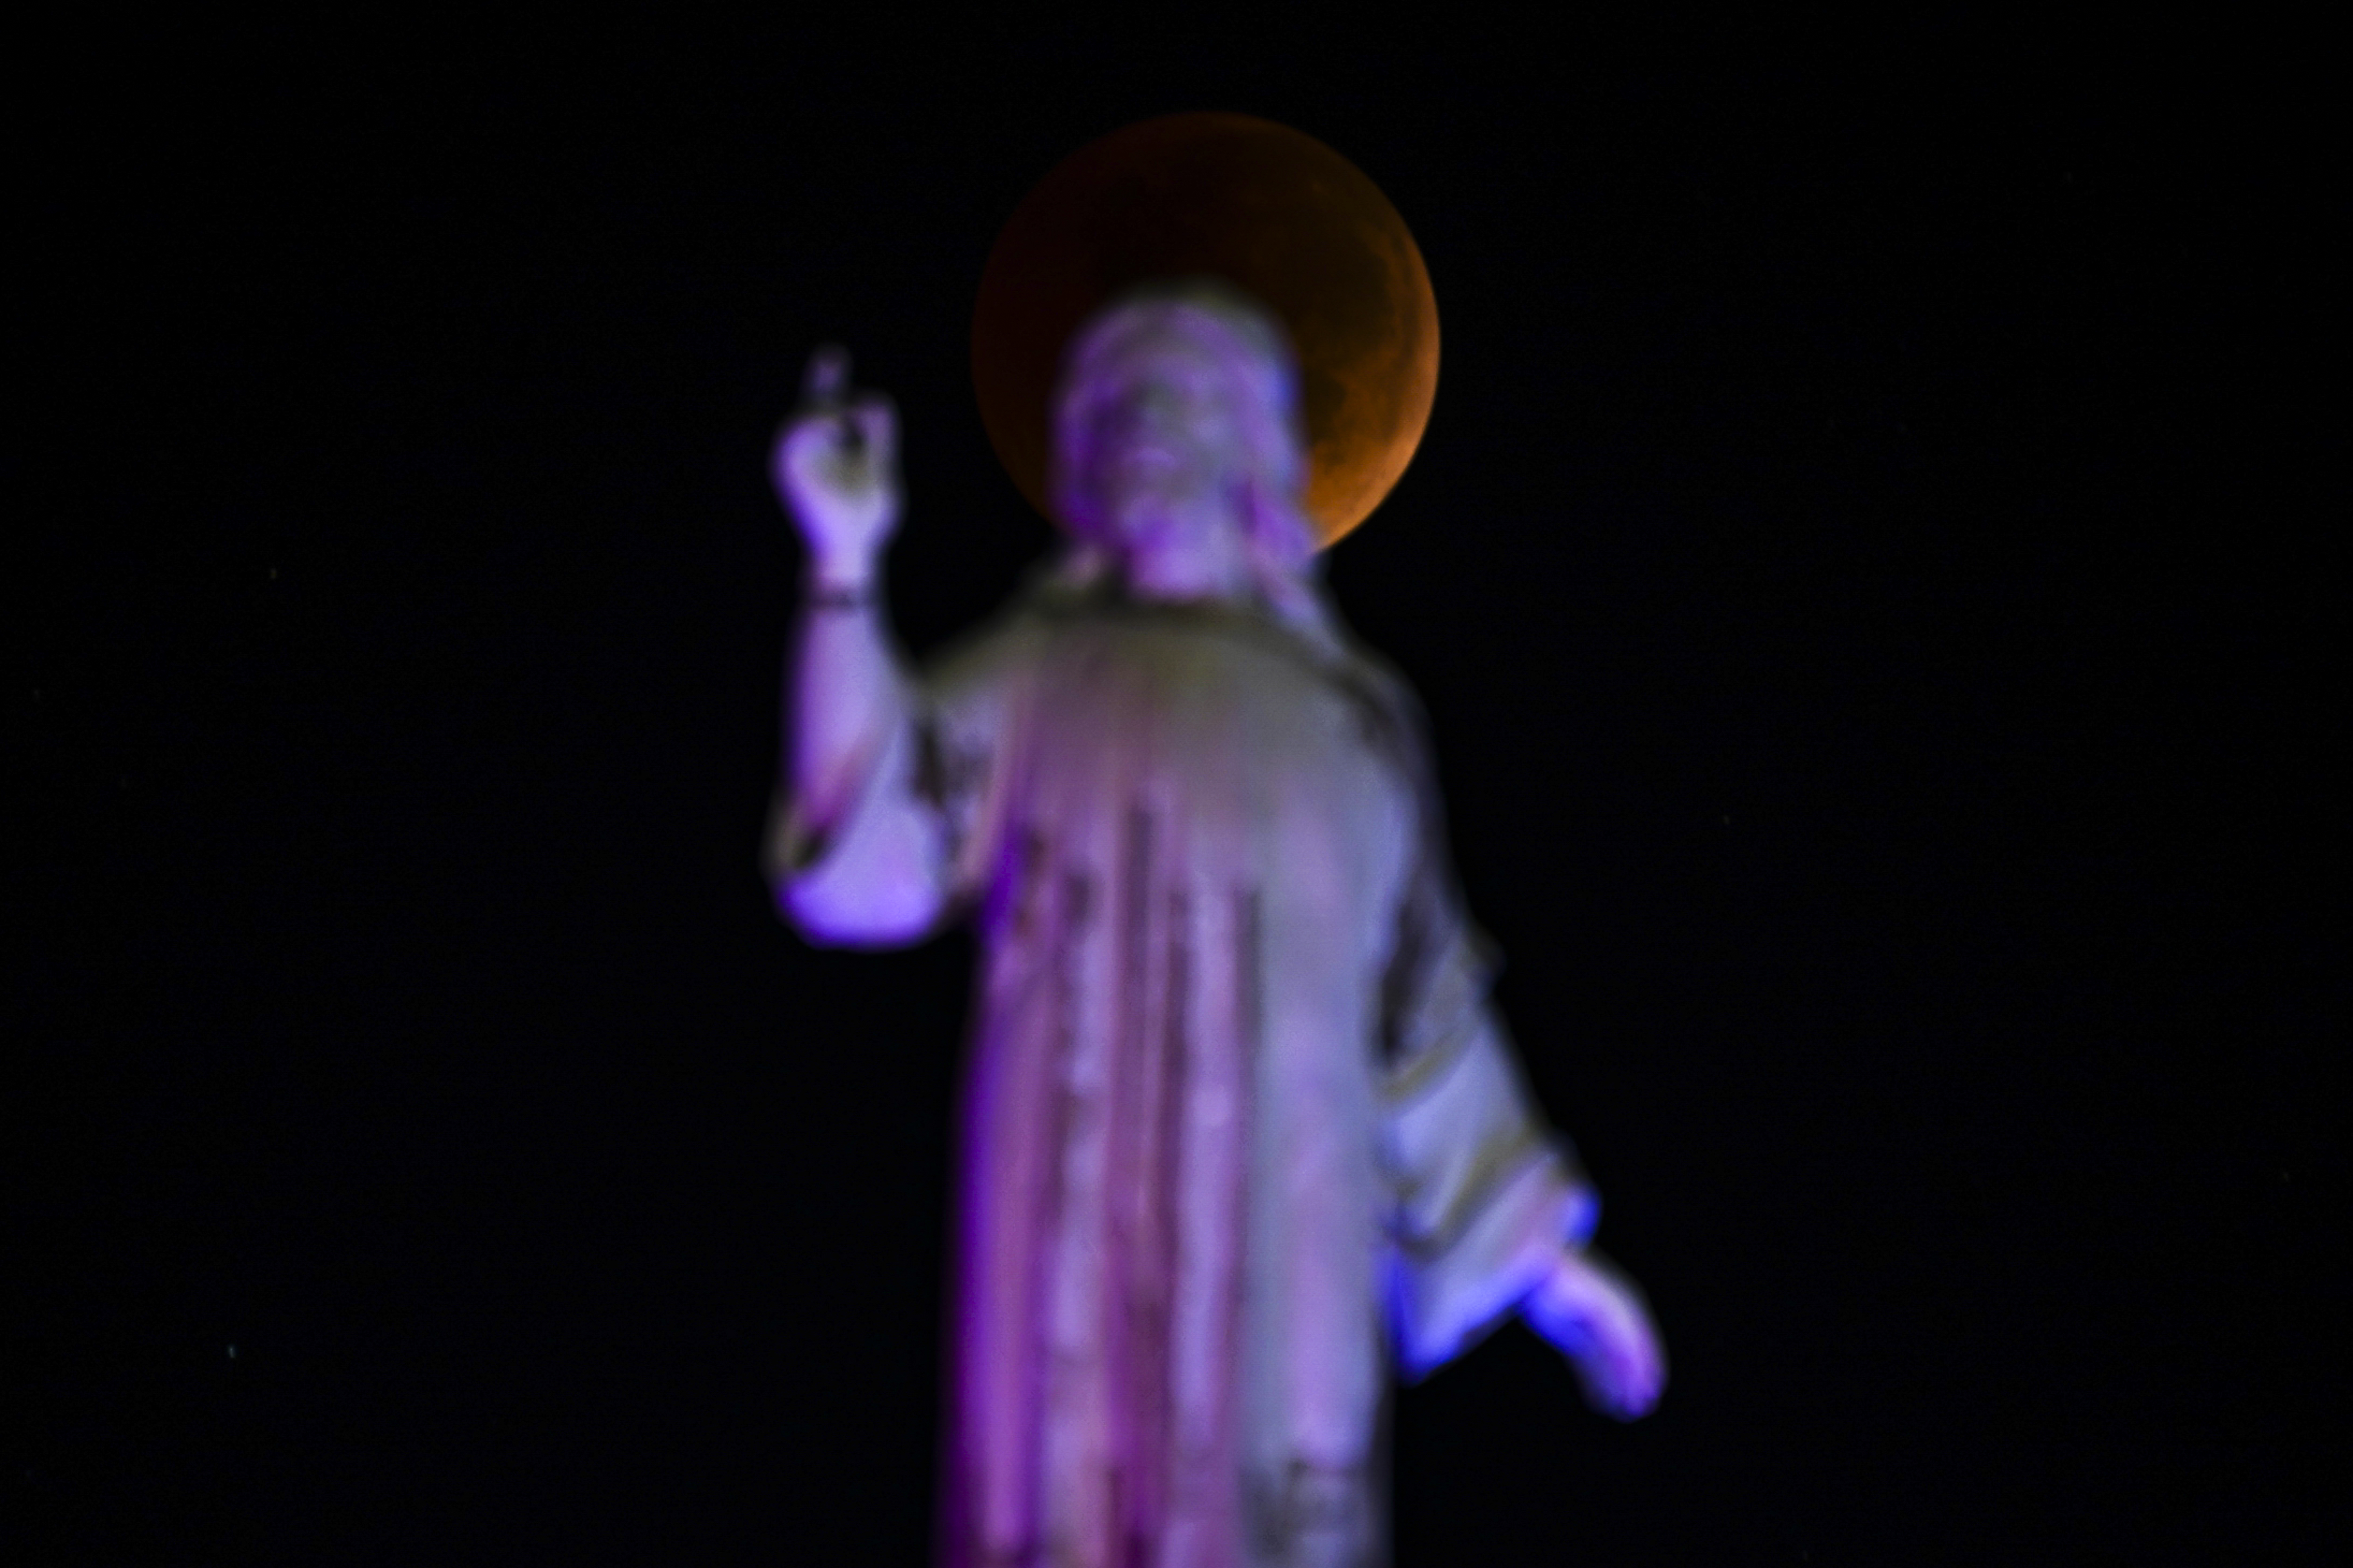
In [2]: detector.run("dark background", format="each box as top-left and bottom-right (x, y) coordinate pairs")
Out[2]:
(7, 16), (2334, 1564)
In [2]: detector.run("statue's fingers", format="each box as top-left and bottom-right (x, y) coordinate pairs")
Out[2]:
(1610, 1343), (1646, 1414)
(848, 393), (898, 463)
(802, 343), (851, 408)
(1611, 1312), (1663, 1416)
(779, 409), (843, 467)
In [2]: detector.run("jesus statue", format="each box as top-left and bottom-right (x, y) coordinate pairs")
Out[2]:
(767, 280), (1664, 1568)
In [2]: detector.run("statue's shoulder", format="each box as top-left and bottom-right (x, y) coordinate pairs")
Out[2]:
(1293, 594), (1429, 743)
(919, 606), (1050, 707)
(1325, 635), (1437, 783)
(916, 554), (1099, 705)
(917, 558), (1428, 769)
(1324, 631), (1420, 721)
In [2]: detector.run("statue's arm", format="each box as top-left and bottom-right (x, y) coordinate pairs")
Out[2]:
(1378, 922), (1664, 1419)
(1522, 1241), (1667, 1421)
(1379, 936), (1598, 1375)
(1373, 703), (1663, 1417)
(762, 348), (945, 945)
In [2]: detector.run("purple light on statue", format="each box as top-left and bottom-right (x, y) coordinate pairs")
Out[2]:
(767, 281), (1662, 1566)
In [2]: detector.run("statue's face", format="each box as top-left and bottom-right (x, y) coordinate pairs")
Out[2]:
(1064, 331), (1253, 560)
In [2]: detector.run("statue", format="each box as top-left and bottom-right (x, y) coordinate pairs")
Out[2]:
(766, 282), (1663, 1568)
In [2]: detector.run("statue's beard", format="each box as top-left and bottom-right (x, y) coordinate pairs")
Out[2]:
(1092, 445), (1231, 550)
(1107, 489), (1227, 556)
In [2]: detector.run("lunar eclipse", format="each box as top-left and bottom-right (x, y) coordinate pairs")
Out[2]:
(971, 112), (1440, 546)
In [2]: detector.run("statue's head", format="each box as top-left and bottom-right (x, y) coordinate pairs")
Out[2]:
(1049, 281), (1319, 598)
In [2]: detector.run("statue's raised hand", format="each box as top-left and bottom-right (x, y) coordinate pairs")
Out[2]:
(1524, 1247), (1666, 1420)
(773, 345), (901, 585)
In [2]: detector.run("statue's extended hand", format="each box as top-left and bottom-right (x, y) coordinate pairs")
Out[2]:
(773, 345), (901, 583)
(1523, 1246), (1666, 1420)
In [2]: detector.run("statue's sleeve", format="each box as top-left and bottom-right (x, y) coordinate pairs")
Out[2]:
(1372, 686), (1600, 1379)
(768, 618), (1027, 948)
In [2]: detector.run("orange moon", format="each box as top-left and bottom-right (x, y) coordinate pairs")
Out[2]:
(971, 112), (1440, 547)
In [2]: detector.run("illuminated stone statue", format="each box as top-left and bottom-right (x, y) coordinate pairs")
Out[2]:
(767, 283), (1662, 1568)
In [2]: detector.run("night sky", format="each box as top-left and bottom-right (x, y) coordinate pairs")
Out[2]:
(9, 18), (2331, 1564)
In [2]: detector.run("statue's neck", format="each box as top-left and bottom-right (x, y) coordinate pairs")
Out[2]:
(1120, 564), (1249, 607)
(1117, 534), (1251, 606)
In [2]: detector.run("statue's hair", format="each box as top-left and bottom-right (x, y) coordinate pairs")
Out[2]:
(1048, 280), (1331, 637)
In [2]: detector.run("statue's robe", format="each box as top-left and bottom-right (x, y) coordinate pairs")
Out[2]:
(775, 574), (1597, 1568)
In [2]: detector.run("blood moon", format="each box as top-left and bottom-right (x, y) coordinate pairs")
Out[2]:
(971, 113), (1439, 548)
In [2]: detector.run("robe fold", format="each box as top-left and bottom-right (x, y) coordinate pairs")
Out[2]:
(774, 573), (1597, 1568)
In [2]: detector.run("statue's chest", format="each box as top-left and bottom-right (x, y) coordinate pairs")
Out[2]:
(998, 624), (1417, 970)
(1021, 627), (1401, 833)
